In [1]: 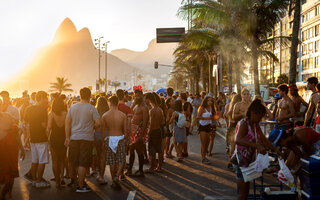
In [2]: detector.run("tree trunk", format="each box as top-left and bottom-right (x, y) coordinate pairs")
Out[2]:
(200, 65), (206, 92)
(190, 77), (194, 94)
(289, 0), (301, 85)
(208, 57), (213, 94)
(236, 63), (241, 94)
(218, 54), (223, 92)
(252, 38), (260, 95)
(195, 66), (200, 93)
(228, 57), (233, 94)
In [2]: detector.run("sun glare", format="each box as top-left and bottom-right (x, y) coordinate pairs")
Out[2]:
(1, 68), (18, 82)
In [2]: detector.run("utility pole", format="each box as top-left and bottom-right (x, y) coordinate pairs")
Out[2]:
(103, 41), (110, 93)
(94, 36), (104, 90)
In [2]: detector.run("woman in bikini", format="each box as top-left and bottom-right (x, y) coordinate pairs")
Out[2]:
(197, 96), (216, 164)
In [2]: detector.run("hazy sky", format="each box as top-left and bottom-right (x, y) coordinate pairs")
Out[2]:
(0, 0), (186, 81)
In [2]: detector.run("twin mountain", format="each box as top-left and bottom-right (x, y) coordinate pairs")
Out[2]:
(5, 18), (176, 95)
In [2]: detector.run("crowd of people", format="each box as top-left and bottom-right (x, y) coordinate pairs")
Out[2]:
(1, 77), (320, 199)
(0, 86), (222, 198)
(224, 77), (320, 200)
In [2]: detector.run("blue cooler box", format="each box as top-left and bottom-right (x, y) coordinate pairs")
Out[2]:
(262, 191), (297, 200)
(301, 157), (320, 175)
(301, 169), (320, 195)
(301, 190), (320, 200)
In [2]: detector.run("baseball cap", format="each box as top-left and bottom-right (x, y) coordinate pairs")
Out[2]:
(274, 93), (281, 99)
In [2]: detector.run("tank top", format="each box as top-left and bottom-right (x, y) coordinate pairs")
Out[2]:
(233, 118), (260, 167)
(305, 128), (320, 144)
(199, 107), (212, 126)
(50, 118), (65, 149)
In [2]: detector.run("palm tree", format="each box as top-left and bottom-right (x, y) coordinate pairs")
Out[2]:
(50, 77), (73, 94)
(180, 0), (290, 95)
(288, 0), (301, 85)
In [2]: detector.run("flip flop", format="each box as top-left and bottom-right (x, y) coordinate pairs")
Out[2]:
(144, 169), (155, 174)
(113, 177), (121, 188)
(96, 177), (108, 185)
(155, 168), (163, 173)
(119, 175), (126, 181)
(177, 158), (183, 163)
(110, 183), (121, 190)
(125, 170), (133, 176)
(132, 170), (145, 177)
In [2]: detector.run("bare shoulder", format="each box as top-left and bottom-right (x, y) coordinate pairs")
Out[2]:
(102, 110), (110, 119)
(119, 110), (126, 118)
(48, 112), (53, 118)
(313, 93), (320, 102)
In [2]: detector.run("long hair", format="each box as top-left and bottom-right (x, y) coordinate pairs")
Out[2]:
(199, 96), (216, 114)
(51, 98), (66, 116)
(96, 96), (109, 117)
(246, 99), (267, 119)
(173, 100), (183, 112)
(230, 94), (242, 113)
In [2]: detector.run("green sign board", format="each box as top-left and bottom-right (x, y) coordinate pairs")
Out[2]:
(156, 28), (185, 43)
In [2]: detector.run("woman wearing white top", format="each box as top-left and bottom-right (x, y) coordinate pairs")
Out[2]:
(197, 96), (216, 164)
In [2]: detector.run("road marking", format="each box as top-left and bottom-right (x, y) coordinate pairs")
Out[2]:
(165, 158), (236, 188)
(127, 190), (136, 200)
(86, 180), (111, 200)
(19, 179), (29, 200)
(162, 169), (214, 196)
(204, 196), (234, 200)
(126, 177), (167, 199)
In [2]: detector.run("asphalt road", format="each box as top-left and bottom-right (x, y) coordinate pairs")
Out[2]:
(10, 127), (239, 200)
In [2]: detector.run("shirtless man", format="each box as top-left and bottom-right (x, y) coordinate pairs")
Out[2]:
(276, 84), (295, 130)
(289, 85), (308, 123)
(126, 90), (149, 177)
(101, 96), (127, 190)
(145, 93), (164, 173)
(304, 77), (320, 127)
(233, 89), (251, 123)
(116, 89), (132, 180)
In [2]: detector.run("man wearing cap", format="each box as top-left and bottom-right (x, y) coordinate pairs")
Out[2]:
(304, 77), (320, 127)
(0, 91), (19, 124)
(268, 93), (281, 120)
(275, 84), (295, 131)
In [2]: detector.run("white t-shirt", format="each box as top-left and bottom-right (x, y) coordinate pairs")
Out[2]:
(6, 105), (20, 121)
(67, 103), (100, 141)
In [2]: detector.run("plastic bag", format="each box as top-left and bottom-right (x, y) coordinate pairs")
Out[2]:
(278, 159), (294, 185)
(240, 162), (262, 182)
(254, 153), (271, 172)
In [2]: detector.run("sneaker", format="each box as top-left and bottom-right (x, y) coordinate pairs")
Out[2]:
(36, 181), (50, 188)
(32, 181), (37, 187)
(201, 159), (211, 165)
(76, 185), (91, 193)
(67, 179), (75, 187)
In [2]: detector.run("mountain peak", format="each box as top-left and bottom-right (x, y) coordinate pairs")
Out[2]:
(53, 18), (77, 43)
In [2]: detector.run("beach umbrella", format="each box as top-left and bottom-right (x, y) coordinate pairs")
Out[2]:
(156, 88), (166, 94)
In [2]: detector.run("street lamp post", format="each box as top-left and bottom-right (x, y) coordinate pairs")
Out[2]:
(94, 36), (104, 90)
(103, 41), (110, 93)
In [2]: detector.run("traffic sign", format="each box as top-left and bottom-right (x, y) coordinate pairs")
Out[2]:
(156, 28), (185, 43)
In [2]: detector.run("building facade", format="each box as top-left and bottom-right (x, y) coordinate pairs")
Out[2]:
(254, 0), (320, 85)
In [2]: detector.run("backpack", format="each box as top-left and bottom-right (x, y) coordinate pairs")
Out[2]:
(176, 112), (187, 128)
